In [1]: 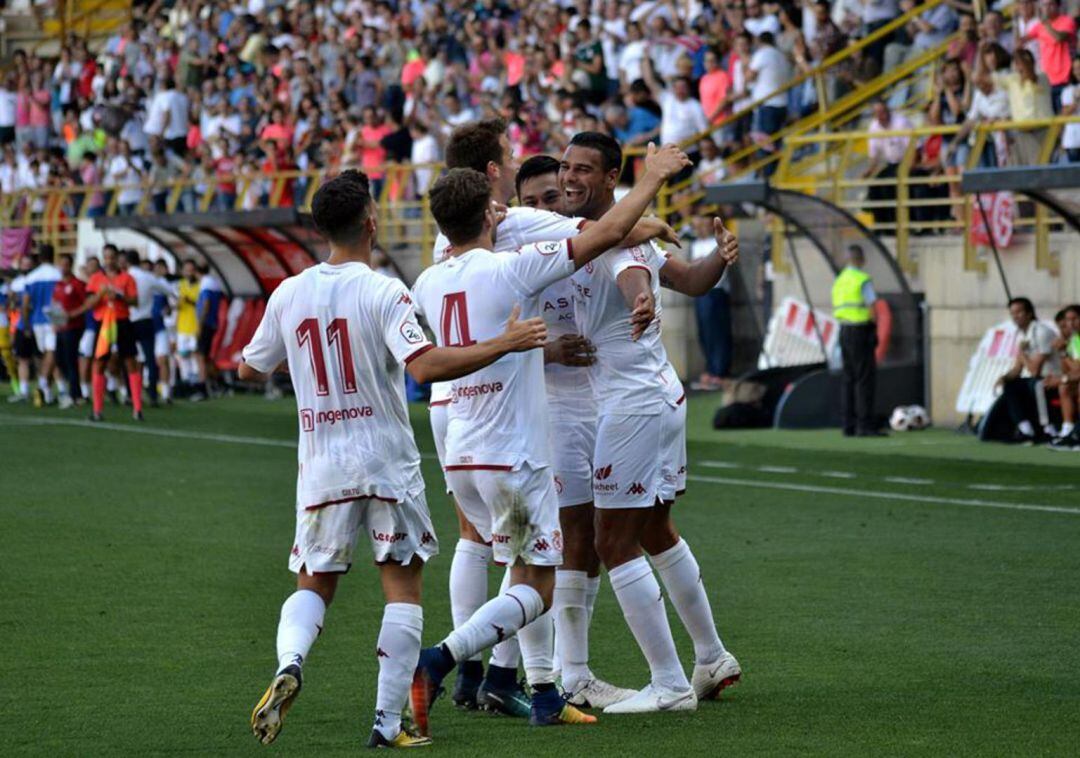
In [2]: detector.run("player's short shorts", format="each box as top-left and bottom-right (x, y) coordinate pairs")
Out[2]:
(593, 399), (687, 510)
(78, 326), (96, 358)
(176, 332), (197, 357)
(289, 488), (439, 574)
(550, 410), (597, 509)
(153, 329), (170, 359)
(31, 323), (56, 353)
(197, 324), (218, 357)
(428, 400), (452, 494)
(13, 328), (39, 359)
(445, 461), (563, 567)
(94, 318), (137, 358)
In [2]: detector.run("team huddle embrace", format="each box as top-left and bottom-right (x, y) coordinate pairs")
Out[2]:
(239, 119), (741, 749)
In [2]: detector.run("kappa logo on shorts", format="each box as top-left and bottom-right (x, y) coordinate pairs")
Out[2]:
(534, 538), (551, 552)
(594, 465), (613, 481)
(627, 482), (647, 496)
(291, 544), (301, 556)
(421, 531), (435, 545)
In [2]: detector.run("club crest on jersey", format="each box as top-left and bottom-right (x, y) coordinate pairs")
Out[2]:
(537, 241), (562, 256)
(400, 320), (424, 344)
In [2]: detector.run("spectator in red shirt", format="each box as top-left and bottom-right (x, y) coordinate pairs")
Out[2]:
(698, 47), (732, 127)
(359, 105), (392, 198)
(53, 253), (86, 405)
(1022, 0), (1078, 111)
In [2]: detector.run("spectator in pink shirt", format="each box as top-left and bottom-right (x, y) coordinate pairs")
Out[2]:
(359, 105), (392, 198)
(79, 150), (105, 217)
(1022, 0), (1077, 112)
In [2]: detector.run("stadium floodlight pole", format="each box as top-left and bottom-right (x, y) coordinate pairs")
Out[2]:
(784, 221), (830, 364)
(973, 193), (1012, 304)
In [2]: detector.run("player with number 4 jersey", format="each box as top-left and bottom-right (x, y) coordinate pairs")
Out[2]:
(407, 143), (692, 738)
(239, 171), (548, 750)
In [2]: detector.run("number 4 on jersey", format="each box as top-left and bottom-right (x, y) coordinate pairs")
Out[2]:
(296, 318), (358, 396)
(440, 292), (476, 347)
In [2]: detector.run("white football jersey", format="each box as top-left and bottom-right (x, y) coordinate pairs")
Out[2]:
(539, 276), (594, 414)
(572, 241), (683, 416)
(412, 240), (576, 469)
(427, 206), (584, 406)
(242, 262), (433, 508)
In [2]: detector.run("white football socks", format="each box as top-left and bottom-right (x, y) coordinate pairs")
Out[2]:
(80, 381), (91, 400)
(449, 539), (491, 662)
(489, 567), (521, 668)
(586, 574), (601, 621)
(18, 380), (28, 397)
(518, 611), (555, 686)
(374, 603), (423, 740)
(609, 556), (689, 691)
(38, 377), (53, 404)
(650, 538), (726, 665)
(275, 589), (326, 673)
(554, 570), (591, 690)
(442, 584), (543, 663)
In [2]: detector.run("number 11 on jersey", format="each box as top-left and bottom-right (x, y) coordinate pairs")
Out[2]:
(295, 318), (358, 396)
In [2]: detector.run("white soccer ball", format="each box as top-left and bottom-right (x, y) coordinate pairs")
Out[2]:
(889, 406), (912, 432)
(906, 405), (930, 430)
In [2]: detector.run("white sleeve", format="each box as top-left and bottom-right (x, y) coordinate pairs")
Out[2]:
(500, 239), (577, 298)
(610, 244), (656, 280)
(380, 280), (435, 365)
(495, 207), (587, 252)
(241, 290), (286, 372)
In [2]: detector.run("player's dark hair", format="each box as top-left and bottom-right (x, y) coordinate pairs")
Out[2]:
(59, 253), (74, 267)
(515, 155), (560, 199)
(847, 244), (865, 265)
(311, 169), (373, 246)
(445, 118), (507, 173)
(1009, 297), (1035, 318)
(103, 243), (119, 255)
(429, 168), (491, 246)
(38, 243), (55, 263)
(125, 249), (141, 266)
(568, 131), (622, 174)
(1067, 304), (1080, 318)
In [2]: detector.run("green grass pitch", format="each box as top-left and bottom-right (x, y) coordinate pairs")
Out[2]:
(1, 395), (1078, 756)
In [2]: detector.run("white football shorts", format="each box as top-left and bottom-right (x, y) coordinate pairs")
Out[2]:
(78, 327), (96, 358)
(177, 333), (197, 357)
(445, 461), (563, 567)
(593, 399), (687, 510)
(549, 409), (596, 509)
(428, 400), (451, 494)
(32, 323), (56, 353)
(288, 487), (439, 574)
(153, 329), (170, 358)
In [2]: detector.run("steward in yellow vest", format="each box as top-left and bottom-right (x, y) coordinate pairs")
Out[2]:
(832, 245), (884, 436)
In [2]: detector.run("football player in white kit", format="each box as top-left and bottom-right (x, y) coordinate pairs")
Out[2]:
(428, 118), (672, 715)
(561, 132), (742, 714)
(239, 171), (548, 749)
(408, 143), (693, 737)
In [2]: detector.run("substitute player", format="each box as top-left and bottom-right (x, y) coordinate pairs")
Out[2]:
(21, 244), (62, 406)
(238, 170), (548, 749)
(70, 245), (141, 421)
(176, 260), (200, 395)
(409, 142), (692, 736)
(561, 132), (741, 714)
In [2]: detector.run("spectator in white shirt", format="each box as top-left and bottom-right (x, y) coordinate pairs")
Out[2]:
(409, 121), (440, 197)
(862, 101), (913, 229)
(744, 0), (782, 38)
(107, 139), (145, 216)
(748, 32), (793, 137)
(642, 52), (709, 167)
(0, 73), (17, 147)
(955, 70), (1011, 167)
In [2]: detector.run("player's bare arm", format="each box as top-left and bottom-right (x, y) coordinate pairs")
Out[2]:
(616, 268), (656, 341)
(569, 143), (691, 269)
(406, 304), (547, 384)
(659, 217), (739, 297)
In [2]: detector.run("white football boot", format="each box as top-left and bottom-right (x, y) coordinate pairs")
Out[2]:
(602, 683), (697, 714)
(564, 677), (638, 709)
(691, 651), (742, 700)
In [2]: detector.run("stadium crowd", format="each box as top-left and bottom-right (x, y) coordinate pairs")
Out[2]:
(0, 0), (1078, 215)
(0, 241), (228, 414)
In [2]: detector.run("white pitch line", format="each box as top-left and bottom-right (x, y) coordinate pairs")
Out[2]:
(884, 476), (935, 485)
(700, 460), (741, 469)
(686, 474), (1080, 516)
(758, 465), (798, 474)
(820, 471), (857, 479)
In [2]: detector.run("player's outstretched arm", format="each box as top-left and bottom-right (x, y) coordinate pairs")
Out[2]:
(407, 305), (547, 384)
(570, 143), (691, 270)
(660, 216), (739, 297)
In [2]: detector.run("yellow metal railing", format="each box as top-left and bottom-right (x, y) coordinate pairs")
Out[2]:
(772, 117), (1080, 275)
